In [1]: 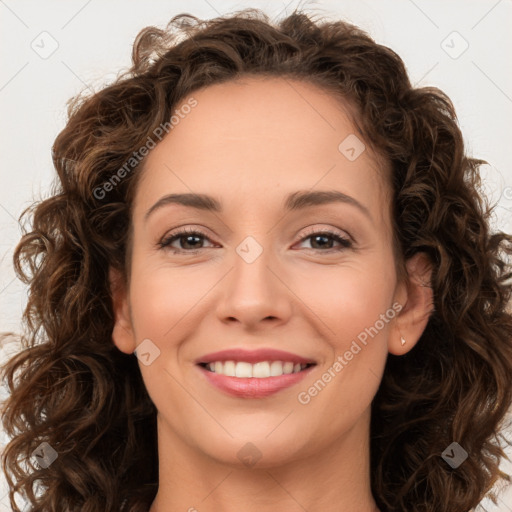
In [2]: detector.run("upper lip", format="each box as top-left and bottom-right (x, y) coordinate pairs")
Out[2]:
(196, 348), (317, 365)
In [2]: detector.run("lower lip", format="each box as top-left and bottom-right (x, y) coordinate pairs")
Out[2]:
(198, 365), (315, 398)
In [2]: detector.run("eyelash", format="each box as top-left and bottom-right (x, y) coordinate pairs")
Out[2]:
(158, 226), (353, 254)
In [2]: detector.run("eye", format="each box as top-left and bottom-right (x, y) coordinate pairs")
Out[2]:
(158, 227), (353, 254)
(296, 229), (353, 252)
(158, 227), (214, 253)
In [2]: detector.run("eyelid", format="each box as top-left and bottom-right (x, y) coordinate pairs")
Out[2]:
(158, 224), (354, 252)
(158, 226), (216, 250)
(298, 224), (353, 243)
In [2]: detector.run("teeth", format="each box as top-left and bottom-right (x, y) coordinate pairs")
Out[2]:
(204, 360), (310, 378)
(253, 361), (270, 378)
(223, 360), (236, 377)
(283, 362), (294, 374)
(269, 361), (283, 376)
(235, 362), (252, 378)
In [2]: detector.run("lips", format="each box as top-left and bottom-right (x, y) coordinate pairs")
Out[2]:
(195, 348), (317, 398)
(197, 364), (315, 398)
(196, 348), (316, 365)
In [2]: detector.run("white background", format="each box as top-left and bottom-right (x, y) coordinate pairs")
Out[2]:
(0, 0), (511, 510)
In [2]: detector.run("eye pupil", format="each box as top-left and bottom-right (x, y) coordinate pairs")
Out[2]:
(311, 235), (333, 249)
(160, 229), (350, 254)
(182, 235), (202, 249)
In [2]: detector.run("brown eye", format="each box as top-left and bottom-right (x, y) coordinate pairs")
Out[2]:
(297, 230), (353, 252)
(159, 228), (213, 253)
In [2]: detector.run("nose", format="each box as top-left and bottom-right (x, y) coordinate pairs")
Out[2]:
(215, 243), (293, 329)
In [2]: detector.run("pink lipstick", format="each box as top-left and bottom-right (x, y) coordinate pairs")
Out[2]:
(195, 348), (317, 398)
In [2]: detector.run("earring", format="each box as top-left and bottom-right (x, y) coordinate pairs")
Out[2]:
(400, 336), (406, 346)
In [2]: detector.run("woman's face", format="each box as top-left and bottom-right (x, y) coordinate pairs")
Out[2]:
(112, 76), (422, 467)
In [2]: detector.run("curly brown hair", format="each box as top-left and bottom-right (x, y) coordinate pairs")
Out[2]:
(1, 8), (512, 512)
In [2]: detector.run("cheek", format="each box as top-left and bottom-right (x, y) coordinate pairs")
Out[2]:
(128, 262), (208, 340)
(290, 269), (395, 451)
(293, 262), (396, 344)
(291, 260), (396, 409)
(127, 267), (200, 408)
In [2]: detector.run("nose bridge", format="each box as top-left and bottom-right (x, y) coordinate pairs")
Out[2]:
(216, 233), (292, 325)
(231, 233), (277, 303)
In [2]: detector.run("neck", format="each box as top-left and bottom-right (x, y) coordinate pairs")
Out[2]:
(149, 407), (380, 512)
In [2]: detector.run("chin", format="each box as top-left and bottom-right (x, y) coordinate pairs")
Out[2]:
(197, 427), (313, 469)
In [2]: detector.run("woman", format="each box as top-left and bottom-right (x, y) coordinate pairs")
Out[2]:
(1, 8), (511, 512)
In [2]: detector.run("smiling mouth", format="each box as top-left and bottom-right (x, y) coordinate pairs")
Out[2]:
(198, 360), (316, 378)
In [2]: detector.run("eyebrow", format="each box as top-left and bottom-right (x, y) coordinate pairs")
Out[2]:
(144, 189), (372, 221)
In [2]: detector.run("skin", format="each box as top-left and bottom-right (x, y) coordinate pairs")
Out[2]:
(110, 76), (433, 512)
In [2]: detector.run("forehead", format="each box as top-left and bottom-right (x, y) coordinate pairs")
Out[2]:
(134, 76), (390, 219)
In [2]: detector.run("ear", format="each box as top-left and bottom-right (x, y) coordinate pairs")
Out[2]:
(109, 266), (137, 354)
(389, 252), (434, 356)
